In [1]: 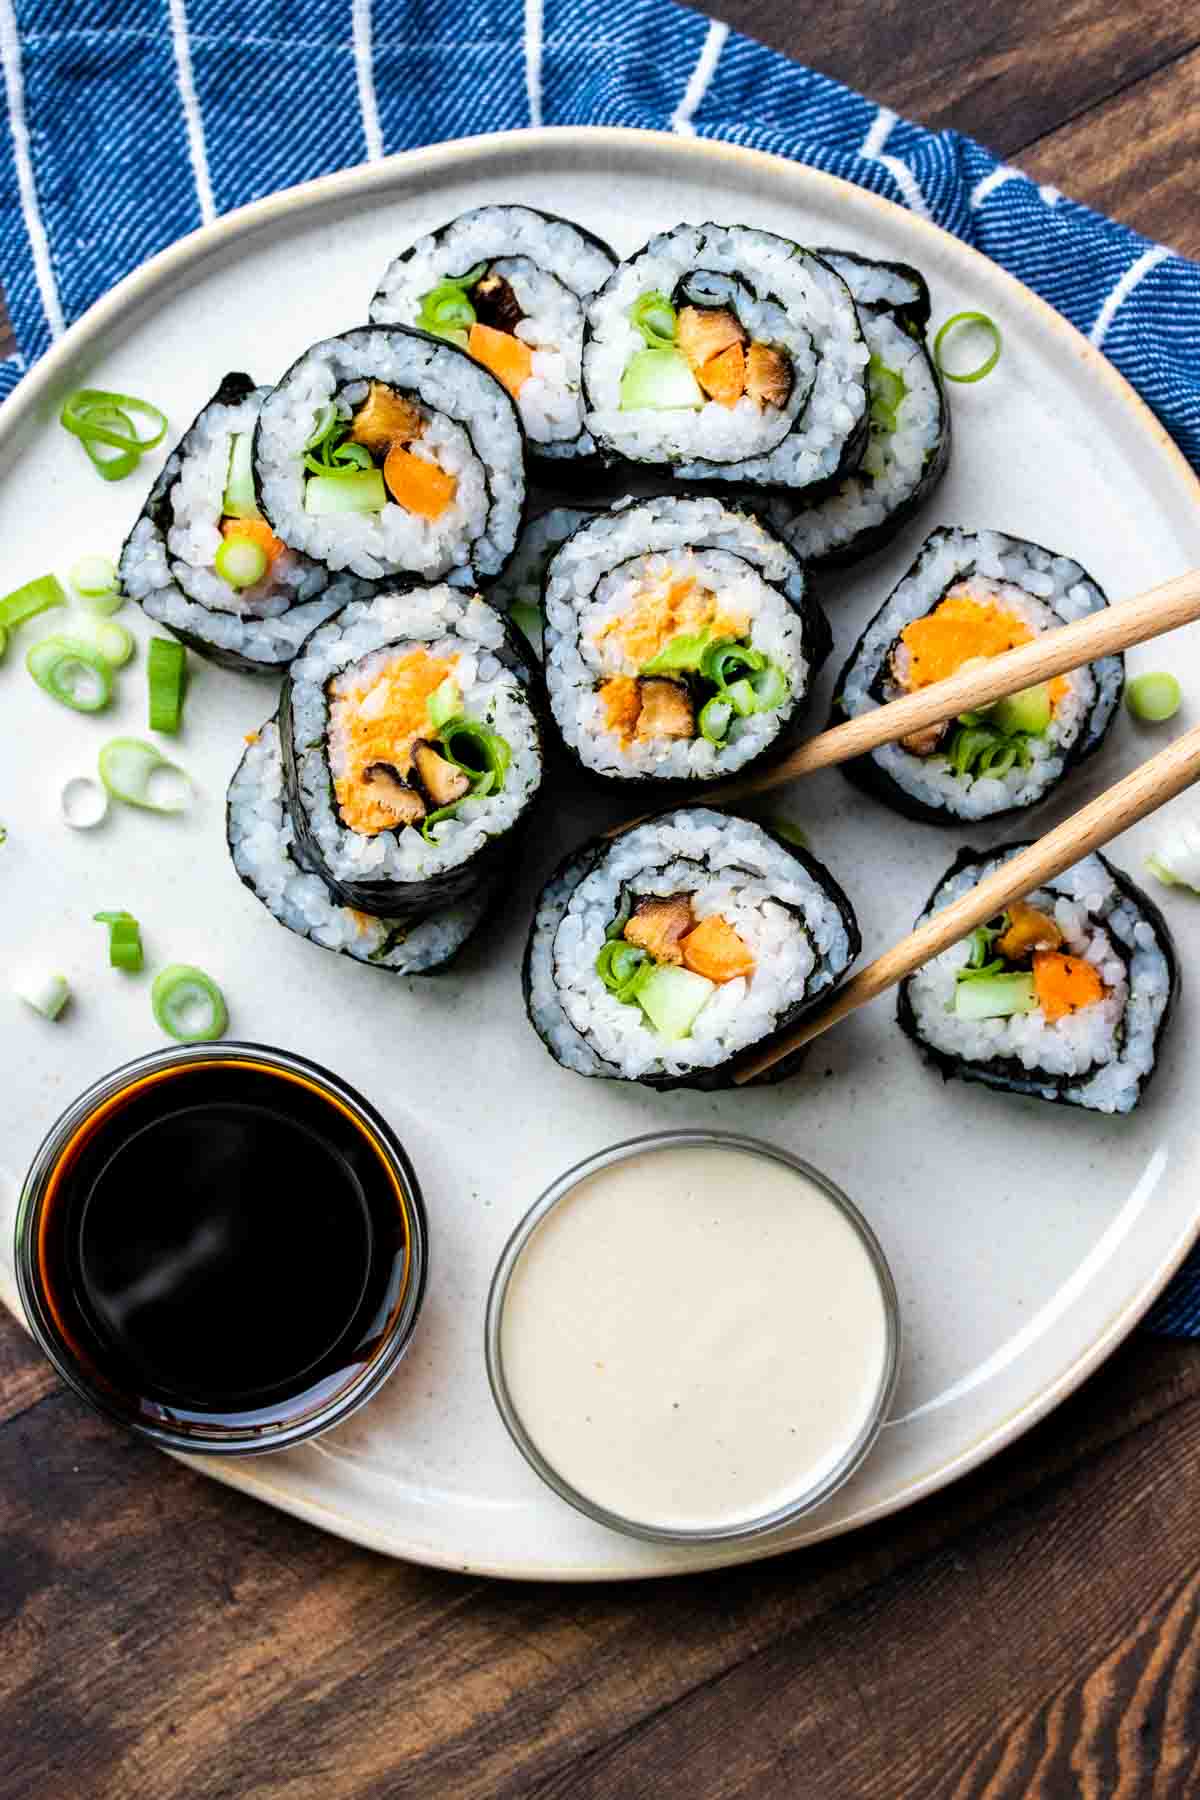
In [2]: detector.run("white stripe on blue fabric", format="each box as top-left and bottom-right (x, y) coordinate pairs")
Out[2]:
(352, 0), (385, 163)
(524, 0), (544, 129)
(1090, 244), (1170, 348)
(970, 165), (1022, 210)
(169, 0), (216, 227)
(860, 104), (930, 219)
(672, 19), (727, 137)
(0, 0), (63, 338)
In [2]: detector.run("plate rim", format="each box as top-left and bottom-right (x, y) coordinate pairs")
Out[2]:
(4, 123), (1199, 1582)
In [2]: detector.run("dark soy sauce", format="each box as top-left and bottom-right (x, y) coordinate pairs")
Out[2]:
(37, 1061), (410, 1424)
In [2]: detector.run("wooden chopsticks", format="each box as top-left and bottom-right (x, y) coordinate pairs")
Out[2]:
(733, 718), (1200, 1082)
(708, 568), (1200, 810)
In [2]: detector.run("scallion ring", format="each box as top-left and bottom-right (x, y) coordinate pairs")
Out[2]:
(629, 290), (678, 349)
(98, 738), (192, 813)
(933, 311), (1002, 384)
(15, 970), (70, 1021)
(152, 964), (227, 1043)
(60, 775), (109, 830)
(27, 637), (113, 712)
(437, 717), (511, 792)
(425, 676), (462, 732)
(68, 612), (135, 668)
(214, 536), (268, 589)
(0, 573), (67, 632)
(698, 695), (733, 746)
(60, 388), (167, 480)
(1127, 672), (1182, 724)
(70, 555), (120, 601)
(147, 638), (187, 733)
(95, 910), (144, 973)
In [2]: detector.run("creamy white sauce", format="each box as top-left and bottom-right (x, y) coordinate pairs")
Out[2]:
(499, 1144), (891, 1534)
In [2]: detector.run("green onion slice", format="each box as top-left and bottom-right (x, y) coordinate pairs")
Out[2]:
(629, 290), (678, 349)
(95, 910), (144, 973)
(437, 717), (511, 792)
(748, 662), (789, 711)
(605, 889), (634, 941)
(0, 574), (66, 632)
(595, 939), (654, 1005)
(214, 536), (268, 588)
(60, 388), (167, 480)
(1127, 671), (1182, 724)
(69, 555), (119, 600)
(868, 353), (907, 430)
(305, 404), (340, 450)
(702, 640), (765, 688)
(27, 636), (113, 712)
(698, 695), (733, 746)
(0, 625), (6, 660)
(933, 311), (1002, 384)
(60, 776), (109, 830)
(763, 815), (808, 849)
(15, 969), (70, 1021)
(148, 637), (187, 733)
(68, 612), (135, 668)
(416, 262), (488, 340)
(98, 738), (192, 813)
(152, 964), (227, 1043)
(426, 677), (462, 732)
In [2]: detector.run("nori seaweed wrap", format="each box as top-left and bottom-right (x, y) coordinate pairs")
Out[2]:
(582, 223), (870, 495)
(279, 583), (544, 916)
(834, 526), (1124, 825)
(767, 249), (950, 566)
(524, 807), (860, 1091)
(541, 495), (831, 790)
(899, 845), (1178, 1114)
(119, 372), (360, 675)
(227, 719), (498, 973)
(370, 205), (618, 474)
(254, 325), (526, 585)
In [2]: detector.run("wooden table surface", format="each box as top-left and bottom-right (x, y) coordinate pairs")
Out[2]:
(2, 5), (1199, 1795)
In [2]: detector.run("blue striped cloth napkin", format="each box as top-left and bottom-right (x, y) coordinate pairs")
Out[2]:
(1, 0), (1198, 1330)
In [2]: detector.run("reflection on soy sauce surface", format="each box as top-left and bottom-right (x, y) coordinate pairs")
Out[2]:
(23, 1055), (422, 1445)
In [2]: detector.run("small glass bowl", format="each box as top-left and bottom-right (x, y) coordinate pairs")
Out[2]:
(14, 1041), (428, 1456)
(485, 1129), (900, 1545)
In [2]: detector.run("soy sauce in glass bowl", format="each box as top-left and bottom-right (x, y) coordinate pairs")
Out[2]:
(14, 1043), (427, 1454)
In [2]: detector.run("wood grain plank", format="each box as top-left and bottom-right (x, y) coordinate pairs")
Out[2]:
(1, 1326), (1198, 1799)
(1022, 48), (1200, 259)
(715, 0), (1198, 160)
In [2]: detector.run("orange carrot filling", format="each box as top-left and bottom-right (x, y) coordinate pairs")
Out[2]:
(898, 592), (1068, 708)
(331, 647), (458, 835)
(599, 675), (642, 744)
(382, 446), (458, 520)
(468, 322), (534, 397)
(697, 341), (746, 408)
(680, 915), (756, 983)
(1032, 950), (1105, 1023)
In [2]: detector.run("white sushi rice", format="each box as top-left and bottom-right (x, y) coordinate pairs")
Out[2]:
(371, 206), (616, 457)
(120, 381), (348, 668)
(768, 310), (944, 563)
(904, 849), (1174, 1114)
(585, 224), (869, 489)
(228, 722), (490, 972)
(287, 586), (541, 887)
(543, 496), (814, 780)
(839, 528), (1123, 820)
(527, 809), (855, 1081)
(256, 328), (523, 584)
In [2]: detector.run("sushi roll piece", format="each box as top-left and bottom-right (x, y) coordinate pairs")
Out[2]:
(119, 373), (361, 674)
(487, 504), (596, 657)
(899, 846), (1178, 1115)
(279, 583), (544, 917)
(835, 527), (1124, 825)
(254, 326), (525, 585)
(227, 720), (496, 973)
(370, 206), (618, 473)
(541, 495), (831, 787)
(583, 223), (869, 495)
(524, 807), (860, 1090)
(766, 250), (950, 566)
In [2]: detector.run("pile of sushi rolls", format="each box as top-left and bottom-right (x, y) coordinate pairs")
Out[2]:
(279, 583), (544, 917)
(370, 206), (618, 472)
(227, 720), (497, 974)
(254, 326), (525, 585)
(767, 249), (950, 566)
(542, 496), (831, 786)
(835, 527), (1124, 824)
(524, 807), (860, 1090)
(120, 373), (362, 674)
(583, 223), (869, 494)
(899, 846), (1178, 1115)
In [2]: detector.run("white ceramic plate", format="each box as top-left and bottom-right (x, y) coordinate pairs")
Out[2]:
(2, 128), (1199, 1582)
